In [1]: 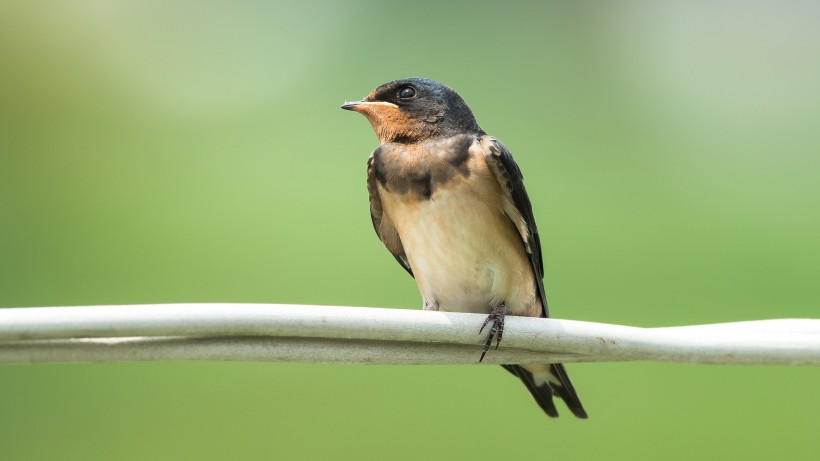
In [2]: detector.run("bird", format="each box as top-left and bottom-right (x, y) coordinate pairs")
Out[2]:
(341, 78), (587, 418)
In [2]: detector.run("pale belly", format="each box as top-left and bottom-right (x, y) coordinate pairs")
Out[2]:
(383, 186), (540, 316)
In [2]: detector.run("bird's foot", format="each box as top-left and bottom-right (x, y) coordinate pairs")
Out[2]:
(478, 304), (506, 362)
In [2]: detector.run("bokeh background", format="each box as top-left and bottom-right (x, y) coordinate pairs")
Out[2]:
(2, 1), (819, 459)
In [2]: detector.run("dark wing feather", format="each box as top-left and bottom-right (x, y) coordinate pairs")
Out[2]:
(367, 152), (413, 277)
(480, 137), (547, 317)
(483, 136), (588, 418)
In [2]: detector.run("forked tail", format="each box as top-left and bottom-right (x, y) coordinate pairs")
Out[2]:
(502, 363), (587, 418)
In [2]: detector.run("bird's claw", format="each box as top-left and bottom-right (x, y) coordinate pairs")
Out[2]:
(479, 304), (506, 362)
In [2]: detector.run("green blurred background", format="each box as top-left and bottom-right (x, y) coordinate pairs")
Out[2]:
(1, 1), (819, 459)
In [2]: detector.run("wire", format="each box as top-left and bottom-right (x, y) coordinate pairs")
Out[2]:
(0, 304), (818, 365)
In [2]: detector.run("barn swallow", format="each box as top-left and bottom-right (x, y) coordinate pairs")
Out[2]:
(341, 78), (587, 418)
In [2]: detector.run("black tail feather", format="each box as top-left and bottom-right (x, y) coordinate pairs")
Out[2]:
(502, 364), (587, 419)
(548, 363), (588, 419)
(502, 365), (559, 417)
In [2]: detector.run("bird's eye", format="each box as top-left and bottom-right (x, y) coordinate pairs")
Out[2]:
(398, 86), (416, 99)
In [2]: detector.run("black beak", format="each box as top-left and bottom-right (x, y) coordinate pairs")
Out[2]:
(340, 101), (363, 111)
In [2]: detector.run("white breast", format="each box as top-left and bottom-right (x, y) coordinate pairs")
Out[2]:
(380, 179), (539, 316)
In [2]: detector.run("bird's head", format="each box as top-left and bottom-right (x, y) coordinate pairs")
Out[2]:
(341, 78), (483, 144)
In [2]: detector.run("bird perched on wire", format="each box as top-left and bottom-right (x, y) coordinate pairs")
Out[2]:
(341, 78), (587, 418)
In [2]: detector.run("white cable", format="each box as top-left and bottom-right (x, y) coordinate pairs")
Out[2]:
(0, 304), (818, 365)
